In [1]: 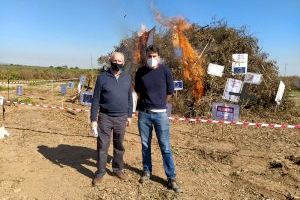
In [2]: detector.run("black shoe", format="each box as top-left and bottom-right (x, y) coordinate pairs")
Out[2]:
(167, 179), (182, 193)
(139, 171), (150, 184)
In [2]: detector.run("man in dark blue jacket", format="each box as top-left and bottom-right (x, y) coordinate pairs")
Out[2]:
(90, 52), (133, 186)
(135, 45), (181, 193)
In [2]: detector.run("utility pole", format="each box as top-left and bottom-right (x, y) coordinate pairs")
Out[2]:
(90, 54), (95, 88)
(284, 63), (287, 77)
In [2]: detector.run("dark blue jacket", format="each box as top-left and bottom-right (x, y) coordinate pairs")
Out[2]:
(90, 68), (133, 121)
(135, 64), (174, 110)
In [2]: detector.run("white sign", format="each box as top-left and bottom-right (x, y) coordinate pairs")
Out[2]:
(207, 63), (224, 77)
(244, 72), (263, 85)
(0, 126), (10, 139)
(77, 83), (82, 93)
(275, 81), (285, 105)
(173, 80), (183, 90)
(223, 78), (243, 103)
(212, 103), (240, 121)
(80, 75), (86, 85)
(0, 96), (4, 106)
(232, 53), (248, 74)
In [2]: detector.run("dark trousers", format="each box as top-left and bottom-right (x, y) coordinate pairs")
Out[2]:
(95, 113), (127, 178)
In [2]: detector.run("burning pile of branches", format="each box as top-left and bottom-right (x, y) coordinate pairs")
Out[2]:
(99, 18), (298, 120)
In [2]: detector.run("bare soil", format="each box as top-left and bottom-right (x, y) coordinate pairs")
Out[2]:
(0, 84), (299, 200)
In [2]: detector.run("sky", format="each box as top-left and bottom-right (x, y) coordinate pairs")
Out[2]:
(0, 0), (299, 75)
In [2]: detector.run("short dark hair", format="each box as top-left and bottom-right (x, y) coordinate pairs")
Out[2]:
(146, 45), (160, 55)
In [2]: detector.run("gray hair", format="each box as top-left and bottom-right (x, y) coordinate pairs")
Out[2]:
(110, 52), (125, 63)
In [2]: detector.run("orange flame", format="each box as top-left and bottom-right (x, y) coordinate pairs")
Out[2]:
(133, 25), (149, 64)
(154, 11), (205, 100)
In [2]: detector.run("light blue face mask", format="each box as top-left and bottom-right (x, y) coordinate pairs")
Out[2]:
(147, 58), (159, 69)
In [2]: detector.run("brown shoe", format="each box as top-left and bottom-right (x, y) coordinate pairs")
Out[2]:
(114, 171), (128, 181)
(92, 176), (103, 186)
(167, 179), (182, 193)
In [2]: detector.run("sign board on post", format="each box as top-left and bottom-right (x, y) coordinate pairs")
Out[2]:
(212, 103), (240, 122)
(232, 54), (248, 74)
(173, 80), (183, 91)
(80, 91), (93, 106)
(16, 85), (23, 96)
(60, 84), (67, 96)
(68, 81), (75, 89)
(275, 81), (285, 105)
(223, 78), (243, 103)
(207, 63), (224, 77)
(79, 75), (86, 85)
(244, 73), (263, 85)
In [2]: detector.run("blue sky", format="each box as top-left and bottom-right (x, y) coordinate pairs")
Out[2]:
(0, 0), (299, 75)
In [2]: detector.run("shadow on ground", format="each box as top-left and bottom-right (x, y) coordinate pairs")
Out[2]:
(37, 144), (166, 186)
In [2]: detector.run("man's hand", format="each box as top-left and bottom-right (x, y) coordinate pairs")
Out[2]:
(91, 121), (98, 137)
(91, 121), (98, 129)
(127, 118), (132, 127)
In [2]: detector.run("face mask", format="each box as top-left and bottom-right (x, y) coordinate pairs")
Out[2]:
(111, 62), (123, 71)
(147, 58), (159, 69)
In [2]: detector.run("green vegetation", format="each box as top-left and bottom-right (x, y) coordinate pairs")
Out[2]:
(10, 97), (34, 104)
(0, 64), (99, 81)
(289, 90), (300, 109)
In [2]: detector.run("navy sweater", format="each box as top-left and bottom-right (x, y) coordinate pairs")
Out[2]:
(90, 69), (133, 121)
(135, 64), (174, 110)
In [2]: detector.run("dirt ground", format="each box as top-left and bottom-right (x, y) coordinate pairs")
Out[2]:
(0, 84), (300, 200)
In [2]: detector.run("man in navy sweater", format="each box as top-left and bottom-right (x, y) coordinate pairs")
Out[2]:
(135, 45), (181, 193)
(90, 52), (133, 186)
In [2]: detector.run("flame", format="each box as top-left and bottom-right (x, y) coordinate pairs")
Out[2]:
(154, 11), (205, 100)
(133, 25), (149, 64)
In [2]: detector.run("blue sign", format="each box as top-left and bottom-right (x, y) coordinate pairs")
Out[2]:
(212, 103), (240, 122)
(173, 80), (183, 91)
(68, 81), (75, 88)
(60, 84), (67, 95)
(80, 91), (93, 106)
(233, 67), (246, 74)
(16, 85), (23, 96)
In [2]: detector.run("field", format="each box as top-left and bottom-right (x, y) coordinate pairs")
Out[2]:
(0, 82), (300, 200)
(289, 90), (300, 109)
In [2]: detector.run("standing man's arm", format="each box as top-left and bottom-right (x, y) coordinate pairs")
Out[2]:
(166, 67), (174, 103)
(127, 78), (133, 126)
(134, 70), (141, 95)
(90, 76), (101, 128)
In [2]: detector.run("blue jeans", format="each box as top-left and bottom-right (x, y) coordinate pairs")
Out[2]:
(138, 111), (176, 180)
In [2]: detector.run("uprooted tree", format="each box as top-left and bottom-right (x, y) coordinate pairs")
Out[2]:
(98, 20), (298, 119)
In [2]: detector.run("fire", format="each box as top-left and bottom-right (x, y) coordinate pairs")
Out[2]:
(154, 11), (205, 100)
(133, 25), (149, 64)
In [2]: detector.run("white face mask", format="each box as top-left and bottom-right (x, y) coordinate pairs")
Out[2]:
(147, 58), (159, 69)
